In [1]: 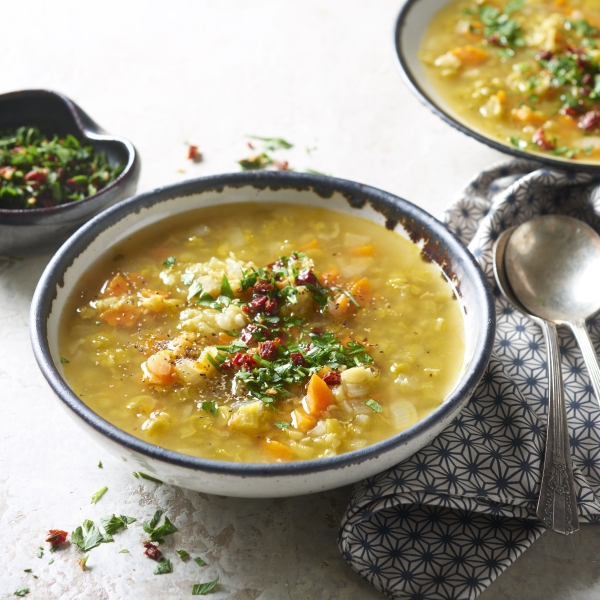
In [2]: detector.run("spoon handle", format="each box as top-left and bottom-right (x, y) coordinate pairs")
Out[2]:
(537, 320), (579, 534)
(570, 322), (600, 408)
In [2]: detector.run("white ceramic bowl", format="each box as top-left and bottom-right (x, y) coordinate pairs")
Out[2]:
(31, 172), (495, 497)
(394, 0), (600, 171)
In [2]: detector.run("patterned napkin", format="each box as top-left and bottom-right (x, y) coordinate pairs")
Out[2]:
(339, 159), (600, 600)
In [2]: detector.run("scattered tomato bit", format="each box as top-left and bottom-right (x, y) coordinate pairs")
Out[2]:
(143, 542), (162, 561)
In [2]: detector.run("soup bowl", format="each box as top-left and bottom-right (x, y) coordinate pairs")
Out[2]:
(394, 0), (600, 172)
(30, 172), (495, 498)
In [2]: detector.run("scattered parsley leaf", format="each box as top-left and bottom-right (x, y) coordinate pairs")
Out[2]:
(133, 471), (140, 478)
(248, 135), (293, 150)
(119, 549), (129, 553)
(78, 555), (90, 571)
(91, 486), (108, 504)
(97, 460), (103, 468)
(137, 472), (163, 484)
(154, 557), (173, 575)
(205, 353), (223, 372)
(143, 511), (178, 543)
(163, 256), (176, 268)
(194, 556), (207, 567)
(177, 549), (190, 561)
(274, 422), (292, 429)
(60, 357), (70, 364)
(192, 576), (220, 595)
(13, 588), (29, 597)
(100, 514), (136, 535)
(36, 547), (43, 559)
(23, 569), (32, 573)
(364, 399), (383, 413)
(48, 559), (54, 565)
(238, 153), (273, 170)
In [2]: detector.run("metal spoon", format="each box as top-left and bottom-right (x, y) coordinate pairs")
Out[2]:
(493, 228), (579, 535)
(505, 215), (600, 407)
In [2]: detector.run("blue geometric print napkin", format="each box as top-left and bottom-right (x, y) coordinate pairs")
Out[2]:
(339, 159), (600, 600)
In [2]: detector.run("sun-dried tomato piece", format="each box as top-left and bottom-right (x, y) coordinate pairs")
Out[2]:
(143, 542), (162, 561)
(232, 352), (258, 369)
(258, 340), (280, 361)
(264, 298), (279, 315)
(24, 168), (47, 183)
(290, 352), (306, 367)
(579, 111), (600, 132)
(241, 323), (266, 343)
(322, 371), (342, 386)
(187, 145), (202, 161)
(536, 50), (554, 61)
(46, 529), (68, 546)
(253, 280), (274, 295)
(532, 128), (555, 150)
(247, 295), (268, 314)
(295, 269), (318, 287)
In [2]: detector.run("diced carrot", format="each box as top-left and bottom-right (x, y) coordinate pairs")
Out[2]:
(217, 331), (236, 344)
(299, 238), (319, 251)
(275, 279), (289, 290)
(351, 277), (372, 307)
(99, 305), (140, 327)
(496, 90), (507, 105)
(145, 352), (176, 385)
(139, 289), (169, 299)
(350, 245), (375, 257)
(317, 366), (332, 378)
(450, 45), (488, 65)
(261, 438), (295, 460)
(327, 292), (351, 318)
(292, 408), (317, 433)
(321, 266), (340, 286)
(101, 273), (130, 297)
(511, 106), (546, 125)
(304, 373), (334, 415)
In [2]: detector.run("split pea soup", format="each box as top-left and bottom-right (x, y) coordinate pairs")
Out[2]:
(421, 0), (600, 162)
(59, 203), (465, 463)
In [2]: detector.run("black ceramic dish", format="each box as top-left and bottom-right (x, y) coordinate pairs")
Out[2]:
(30, 171), (495, 497)
(393, 0), (600, 172)
(0, 89), (140, 256)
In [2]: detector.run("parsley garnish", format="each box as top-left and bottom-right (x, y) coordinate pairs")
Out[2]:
(90, 486), (108, 504)
(154, 557), (173, 575)
(36, 547), (43, 559)
(78, 555), (90, 571)
(97, 460), (103, 468)
(192, 576), (220, 595)
(60, 357), (70, 364)
(248, 135), (293, 150)
(238, 153), (273, 170)
(194, 556), (207, 567)
(134, 471), (163, 484)
(71, 519), (113, 552)
(274, 422), (292, 429)
(201, 401), (219, 416)
(478, 2), (525, 48)
(100, 514), (136, 535)
(13, 588), (29, 597)
(220, 275), (234, 299)
(163, 256), (176, 268)
(142, 510), (178, 543)
(119, 549), (129, 553)
(177, 549), (190, 561)
(364, 399), (383, 413)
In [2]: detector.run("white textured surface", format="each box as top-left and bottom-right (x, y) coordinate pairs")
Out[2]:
(1, 1), (599, 598)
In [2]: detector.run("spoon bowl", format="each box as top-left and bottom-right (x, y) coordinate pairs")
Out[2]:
(505, 216), (600, 324)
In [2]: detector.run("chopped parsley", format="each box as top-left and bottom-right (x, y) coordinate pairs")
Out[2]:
(97, 460), (103, 468)
(248, 135), (293, 150)
(201, 401), (219, 416)
(100, 514), (136, 535)
(274, 422), (292, 429)
(177, 549), (190, 561)
(154, 557), (173, 575)
(192, 576), (220, 595)
(194, 556), (207, 567)
(90, 486), (108, 504)
(364, 399), (383, 413)
(36, 547), (43, 559)
(71, 519), (113, 552)
(142, 510), (178, 543)
(13, 588), (29, 597)
(78, 555), (90, 571)
(60, 357), (70, 364)
(163, 256), (176, 268)
(478, 1), (525, 48)
(134, 471), (163, 484)
(119, 549), (130, 553)
(238, 153), (273, 170)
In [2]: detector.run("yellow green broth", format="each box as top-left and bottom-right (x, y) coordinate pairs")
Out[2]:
(59, 203), (465, 463)
(420, 0), (600, 162)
